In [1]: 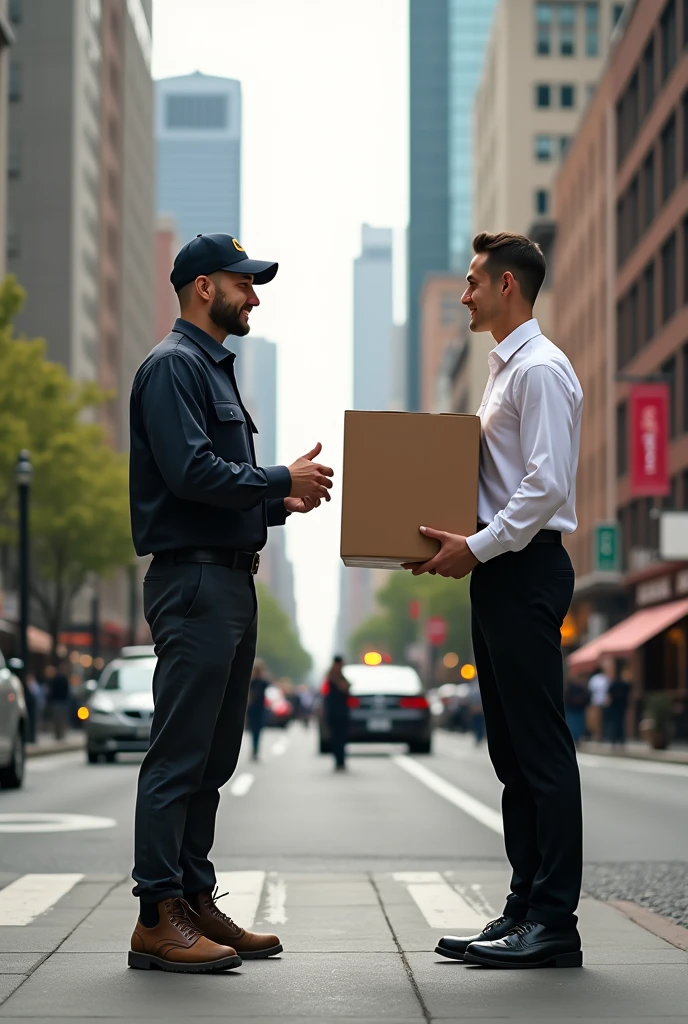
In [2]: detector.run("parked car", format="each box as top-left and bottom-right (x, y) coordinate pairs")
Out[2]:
(0, 653), (28, 788)
(82, 652), (155, 763)
(319, 663), (432, 755)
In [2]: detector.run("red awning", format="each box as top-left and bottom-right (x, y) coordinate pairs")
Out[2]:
(567, 597), (688, 674)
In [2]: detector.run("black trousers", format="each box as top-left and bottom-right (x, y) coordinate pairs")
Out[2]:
(132, 559), (257, 902)
(328, 715), (348, 768)
(470, 542), (582, 931)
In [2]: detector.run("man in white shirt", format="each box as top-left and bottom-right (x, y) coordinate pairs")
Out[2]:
(405, 231), (584, 969)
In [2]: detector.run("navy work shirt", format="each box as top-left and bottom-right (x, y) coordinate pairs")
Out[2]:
(129, 318), (292, 556)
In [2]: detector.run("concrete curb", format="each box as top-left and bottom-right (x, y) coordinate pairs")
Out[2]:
(579, 742), (688, 766)
(25, 737), (85, 759)
(609, 899), (688, 951)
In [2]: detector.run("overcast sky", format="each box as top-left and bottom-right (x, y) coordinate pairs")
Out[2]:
(152, 0), (409, 673)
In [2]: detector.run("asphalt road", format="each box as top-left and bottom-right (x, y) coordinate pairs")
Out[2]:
(0, 726), (686, 1023)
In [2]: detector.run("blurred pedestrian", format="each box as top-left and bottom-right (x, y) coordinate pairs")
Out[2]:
(406, 232), (584, 968)
(468, 679), (484, 745)
(26, 672), (45, 738)
(127, 233), (333, 972)
(46, 663), (71, 741)
(564, 678), (589, 746)
(324, 655), (350, 771)
(587, 664), (609, 741)
(607, 665), (632, 748)
(297, 684), (314, 728)
(246, 660), (270, 761)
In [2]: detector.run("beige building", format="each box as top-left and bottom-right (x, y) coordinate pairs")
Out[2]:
(470, 0), (627, 406)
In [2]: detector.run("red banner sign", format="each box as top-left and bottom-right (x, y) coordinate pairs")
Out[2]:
(425, 616), (447, 646)
(630, 384), (670, 497)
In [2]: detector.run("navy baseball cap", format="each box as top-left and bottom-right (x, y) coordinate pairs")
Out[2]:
(170, 233), (279, 292)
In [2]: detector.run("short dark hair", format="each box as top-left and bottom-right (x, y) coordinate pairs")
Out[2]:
(472, 231), (546, 305)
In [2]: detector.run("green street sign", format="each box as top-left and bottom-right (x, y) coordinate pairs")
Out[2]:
(594, 523), (619, 572)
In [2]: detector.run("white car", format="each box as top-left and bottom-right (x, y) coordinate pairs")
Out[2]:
(83, 654), (155, 763)
(0, 653), (28, 788)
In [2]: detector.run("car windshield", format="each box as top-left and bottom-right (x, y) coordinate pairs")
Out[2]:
(99, 658), (156, 693)
(341, 665), (423, 696)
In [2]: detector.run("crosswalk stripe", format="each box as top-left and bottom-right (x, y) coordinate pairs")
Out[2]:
(0, 873), (84, 926)
(270, 737), (289, 757)
(230, 772), (254, 796)
(215, 871), (266, 928)
(393, 754), (503, 835)
(393, 872), (490, 930)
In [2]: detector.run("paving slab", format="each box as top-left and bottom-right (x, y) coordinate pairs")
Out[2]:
(407, 953), (688, 1020)
(0, 1019), (423, 1024)
(0, 955), (45, 974)
(273, 881), (379, 907)
(0, 980), (23, 1005)
(0, 952), (423, 1019)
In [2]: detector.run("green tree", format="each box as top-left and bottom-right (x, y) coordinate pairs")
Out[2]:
(348, 571), (472, 669)
(255, 582), (312, 683)
(0, 277), (133, 655)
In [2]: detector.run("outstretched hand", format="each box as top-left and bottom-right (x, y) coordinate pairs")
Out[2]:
(284, 495), (322, 514)
(401, 526), (479, 579)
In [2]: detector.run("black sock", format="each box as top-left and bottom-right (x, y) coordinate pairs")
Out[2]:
(139, 899), (159, 927)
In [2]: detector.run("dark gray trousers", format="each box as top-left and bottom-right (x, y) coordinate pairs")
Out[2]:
(132, 559), (257, 902)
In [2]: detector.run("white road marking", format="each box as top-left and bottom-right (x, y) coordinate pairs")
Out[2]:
(578, 753), (688, 778)
(215, 871), (266, 928)
(393, 872), (490, 930)
(270, 737), (289, 757)
(263, 872), (288, 925)
(0, 813), (116, 833)
(230, 773), (254, 796)
(393, 755), (503, 835)
(0, 874), (84, 926)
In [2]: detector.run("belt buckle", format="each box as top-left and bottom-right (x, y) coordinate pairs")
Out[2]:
(250, 552), (261, 575)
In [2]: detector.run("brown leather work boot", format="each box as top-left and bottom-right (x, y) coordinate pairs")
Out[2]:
(187, 887), (283, 959)
(128, 896), (242, 972)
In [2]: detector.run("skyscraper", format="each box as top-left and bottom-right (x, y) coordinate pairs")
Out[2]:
(155, 72), (241, 245)
(353, 225), (394, 411)
(407, 0), (497, 410)
(0, 0), (14, 281)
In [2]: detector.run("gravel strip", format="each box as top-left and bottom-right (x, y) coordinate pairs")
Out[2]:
(584, 862), (688, 929)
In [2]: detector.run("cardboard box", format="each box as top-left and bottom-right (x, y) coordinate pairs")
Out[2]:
(340, 410), (480, 569)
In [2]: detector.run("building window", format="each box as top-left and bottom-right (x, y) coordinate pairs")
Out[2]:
(661, 113), (677, 201)
(629, 176), (639, 251)
(8, 140), (21, 180)
(560, 135), (571, 157)
(617, 403), (628, 477)
(535, 134), (553, 160)
(661, 0), (677, 82)
(616, 197), (626, 266)
(535, 188), (550, 215)
(9, 0), (22, 24)
(536, 2), (553, 55)
(683, 90), (688, 174)
(585, 3), (599, 56)
(682, 341), (688, 433)
(165, 94), (229, 130)
(536, 83), (551, 107)
(560, 83), (575, 107)
(9, 62), (21, 103)
(643, 149), (655, 228)
(559, 3), (576, 56)
(613, 3), (625, 26)
(629, 283), (639, 358)
(662, 356), (677, 438)
(644, 260), (655, 342)
(684, 0), (688, 47)
(642, 38), (656, 116)
(683, 216), (688, 304)
(662, 232), (677, 322)
(440, 293), (462, 326)
(616, 297), (627, 367)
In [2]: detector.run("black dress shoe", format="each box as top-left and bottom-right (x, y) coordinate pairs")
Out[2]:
(464, 920), (583, 969)
(435, 916), (522, 961)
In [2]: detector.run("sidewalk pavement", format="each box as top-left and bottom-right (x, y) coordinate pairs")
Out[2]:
(579, 738), (688, 764)
(0, 868), (686, 1022)
(25, 730), (85, 759)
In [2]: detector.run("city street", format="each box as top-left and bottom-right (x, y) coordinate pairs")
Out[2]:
(0, 727), (686, 1022)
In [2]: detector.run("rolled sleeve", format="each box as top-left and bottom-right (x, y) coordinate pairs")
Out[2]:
(139, 354), (281, 510)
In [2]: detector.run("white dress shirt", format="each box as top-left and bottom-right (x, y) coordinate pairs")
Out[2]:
(466, 319), (583, 564)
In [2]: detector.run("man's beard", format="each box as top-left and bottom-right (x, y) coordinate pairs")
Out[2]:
(209, 292), (250, 337)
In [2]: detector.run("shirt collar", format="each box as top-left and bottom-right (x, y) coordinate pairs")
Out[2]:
(492, 318), (541, 366)
(174, 318), (234, 364)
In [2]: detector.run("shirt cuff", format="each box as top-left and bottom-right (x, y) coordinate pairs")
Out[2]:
(263, 465), (292, 500)
(466, 526), (506, 563)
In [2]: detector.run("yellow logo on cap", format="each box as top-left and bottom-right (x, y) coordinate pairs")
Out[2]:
(232, 238), (245, 252)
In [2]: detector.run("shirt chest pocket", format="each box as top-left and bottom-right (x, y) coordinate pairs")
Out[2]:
(211, 401), (252, 463)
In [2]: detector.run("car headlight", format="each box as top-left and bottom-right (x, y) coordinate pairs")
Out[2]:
(90, 693), (116, 714)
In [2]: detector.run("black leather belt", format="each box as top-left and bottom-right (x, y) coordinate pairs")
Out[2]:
(477, 523), (561, 546)
(152, 547), (261, 575)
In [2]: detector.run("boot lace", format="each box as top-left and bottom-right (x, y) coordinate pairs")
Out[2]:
(484, 915), (509, 933)
(510, 921), (538, 938)
(205, 887), (242, 934)
(165, 897), (201, 941)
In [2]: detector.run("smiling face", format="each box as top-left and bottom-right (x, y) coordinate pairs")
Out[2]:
(461, 252), (505, 334)
(208, 270), (260, 337)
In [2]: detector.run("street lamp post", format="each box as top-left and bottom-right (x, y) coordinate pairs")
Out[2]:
(15, 450), (33, 739)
